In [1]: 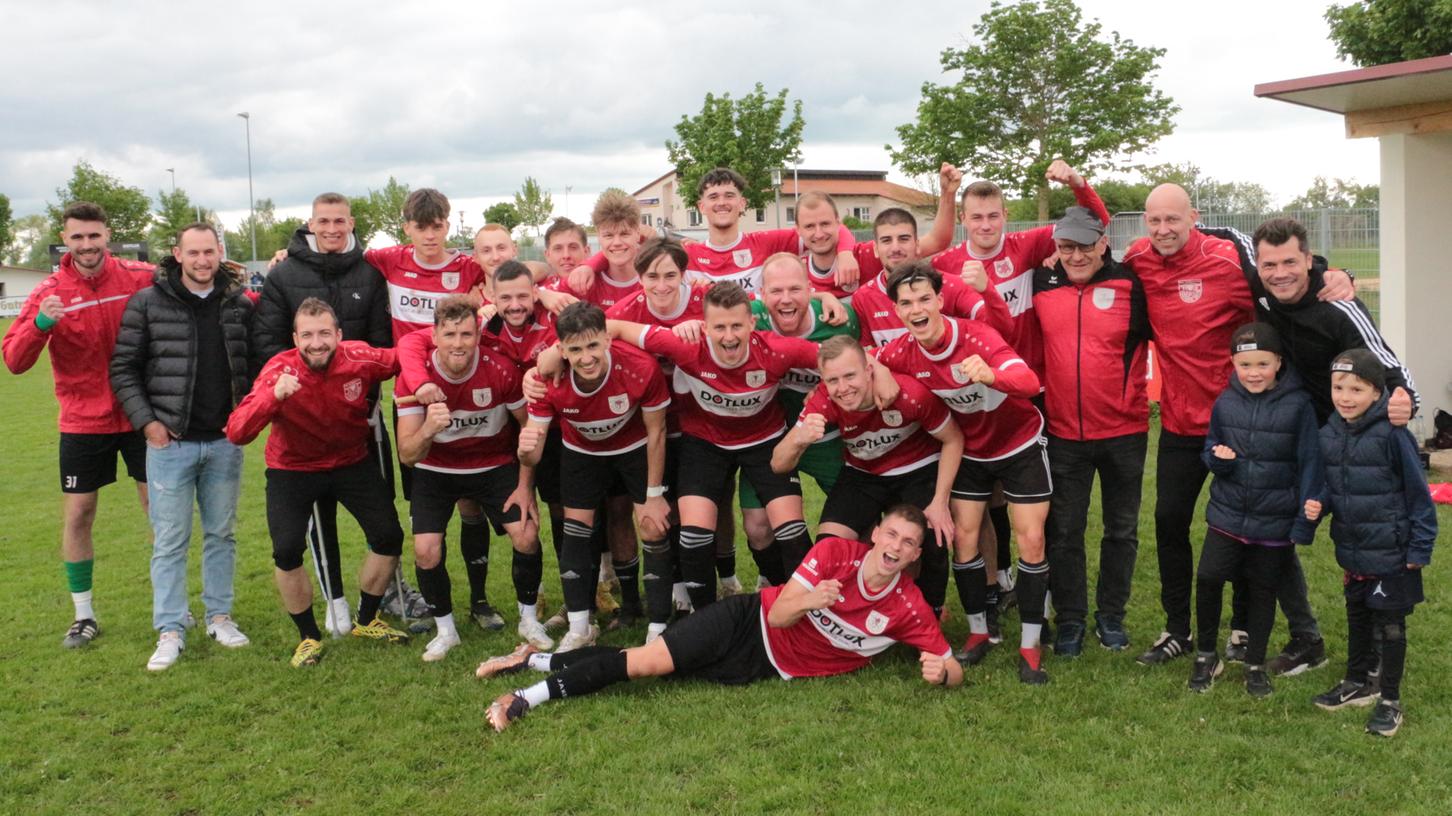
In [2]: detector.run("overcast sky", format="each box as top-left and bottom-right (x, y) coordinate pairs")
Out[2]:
(1, 0), (1377, 230)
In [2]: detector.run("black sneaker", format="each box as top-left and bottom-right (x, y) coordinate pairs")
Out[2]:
(1094, 614), (1130, 651)
(1188, 653), (1223, 692)
(1267, 635), (1327, 676)
(1224, 630), (1249, 664)
(1053, 621), (1085, 657)
(985, 604), (1003, 644)
(62, 618), (100, 649)
(1137, 632), (1192, 666)
(606, 600), (642, 631)
(1366, 699), (1403, 737)
(1245, 665), (1273, 698)
(1018, 649), (1049, 685)
(470, 601), (506, 632)
(1313, 678), (1379, 711)
(955, 633), (995, 666)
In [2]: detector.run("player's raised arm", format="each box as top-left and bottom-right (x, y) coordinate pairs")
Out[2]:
(917, 162), (964, 258)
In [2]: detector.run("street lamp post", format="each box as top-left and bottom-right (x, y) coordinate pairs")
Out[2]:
(565, 185), (572, 219)
(166, 167), (176, 195)
(771, 167), (783, 229)
(237, 112), (257, 264)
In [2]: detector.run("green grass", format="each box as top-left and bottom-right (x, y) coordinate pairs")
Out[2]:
(3, 317), (1451, 815)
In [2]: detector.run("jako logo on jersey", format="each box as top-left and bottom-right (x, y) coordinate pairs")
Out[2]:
(1179, 279), (1203, 303)
(441, 272), (460, 290)
(608, 394), (630, 414)
(865, 610), (889, 635)
(1092, 287), (1116, 310)
(881, 410), (902, 427)
(473, 388), (492, 406)
(732, 249), (752, 267)
(343, 378), (363, 402)
(993, 259), (1014, 279)
(745, 370), (766, 388)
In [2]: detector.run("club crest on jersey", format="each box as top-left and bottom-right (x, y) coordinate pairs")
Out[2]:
(343, 378), (363, 402)
(745, 370), (766, 388)
(952, 364), (970, 384)
(1178, 279), (1203, 304)
(881, 410), (903, 427)
(1092, 287), (1116, 310)
(993, 259), (1015, 279)
(608, 394), (630, 414)
(472, 388), (492, 406)
(732, 249), (753, 267)
(441, 272), (460, 290)
(865, 610), (889, 635)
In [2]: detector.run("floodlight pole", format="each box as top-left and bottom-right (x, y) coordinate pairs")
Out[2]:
(237, 112), (257, 263)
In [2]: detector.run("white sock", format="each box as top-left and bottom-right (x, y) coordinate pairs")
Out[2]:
(647, 622), (668, 638)
(519, 681), (551, 708)
(567, 609), (590, 636)
(720, 575), (740, 588)
(435, 613), (458, 639)
(1021, 622), (1043, 650)
(967, 613), (988, 635)
(527, 653), (554, 672)
(996, 569), (1014, 591)
(1043, 590), (1053, 620)
(72, 590), (94, 621)
(672, 583), (690, 604)
(518, 603), (538, 624)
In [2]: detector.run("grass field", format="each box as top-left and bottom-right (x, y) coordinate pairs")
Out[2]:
(3, 317), (1450, 815)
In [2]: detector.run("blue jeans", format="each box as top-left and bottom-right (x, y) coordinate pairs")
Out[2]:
(147, 438), (244, 634)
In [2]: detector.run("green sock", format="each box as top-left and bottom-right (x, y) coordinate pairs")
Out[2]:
(65, 559), (94, 593)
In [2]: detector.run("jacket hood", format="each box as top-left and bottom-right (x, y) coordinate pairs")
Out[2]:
(1226, 357), (1306, 403)
(1327, 389), (1390, 435)
(155, 255), (245, 300)
(286, 226), (364, 275)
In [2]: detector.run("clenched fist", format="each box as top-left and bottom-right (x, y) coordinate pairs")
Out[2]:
(518, 424), (545, 457)
(957, 354), (995, 386)
(273, 373), (301, 401)
(960, 260), (988, 293)
(38, 295), (64, 322)
(1045, 159), (1083, 188)
(423, 401), (452, 435)
(798, 413), (828, 444)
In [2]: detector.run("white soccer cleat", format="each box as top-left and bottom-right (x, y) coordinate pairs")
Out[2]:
(555, 625), (599, 653)
(146, 631), (185, 671)
(323, 597), (353, 638)
(517, 619), (554, 651)
(422, 630), (462, 662)
(205, 615), (251, 648)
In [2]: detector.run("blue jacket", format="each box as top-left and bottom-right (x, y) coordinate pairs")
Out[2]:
(1202, 365), (1321, 544)
(1318, 393), (1438, 575)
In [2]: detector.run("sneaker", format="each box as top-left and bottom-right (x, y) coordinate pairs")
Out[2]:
(62, 618), (100, 649)
(1267, 635), (1327, 676)
(422, 630), (462, 662)
(1366, 699), (1403, 737)
(996, 586), (1018, 613)
(382, 579), (431, 619)
(205, 615), (250, 648)
(290, 637), (324, 668)
(1053, 621), (1085, 658)
(607, 601), (642, 632)
(1313, 678), (1380, 711)
(556, 625), (599, 653)
(1094, 614), (1129, 651)
(1018, 648), (1049, 685)
(594, 583), (619, 616)
(322, 597), (353, 638)
(476, 642), (539, 679)
(352, 616), (411, 644)
(146, 631), (184, 671)
(470, 602), (506, 632)
(719, 576), (744, 597)
(1224, 630), (1249, 664)
(543, 605), (569, 630)
(1188, 653), (1223, 692)
(1245, 665), (1273, 698)
(486, 691), (530, 732)
(517, 619), (554, 651)
(985, 605), (1003, 645)
(954, 633), (995, 666)
(1136, 632), (1192, 666)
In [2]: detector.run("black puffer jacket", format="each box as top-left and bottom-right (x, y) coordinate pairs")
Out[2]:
(110, 258), (253, 437)
(251, 228), (391, 371)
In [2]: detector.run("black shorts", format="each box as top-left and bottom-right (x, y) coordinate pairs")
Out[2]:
(820, 463), (938, 537)
(533, 427), (565, 506)
(675, 433), (799, 506)
(410, 464), (524, 535)
(952, 438), (1052, 502)
(1347, 570), (1424, 612)
(661, 593), (777, 685)
(265, 458), (404, 570)
(560, 445), (648, 510)
(59, 431), (147, 493)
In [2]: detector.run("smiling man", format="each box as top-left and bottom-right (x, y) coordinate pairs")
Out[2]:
(478, 505), (962, 732)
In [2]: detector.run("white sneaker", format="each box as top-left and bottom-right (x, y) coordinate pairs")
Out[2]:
(323, 597), (353, 639)
(147, 631), (184, 671)
(518, 619), (554, 651)
(422, 630), (462, 662)
(556, 625), (599, 653)
(206, 615), (251, 648)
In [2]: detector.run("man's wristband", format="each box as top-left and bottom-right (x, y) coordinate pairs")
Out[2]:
(35, 312), (58, 331)
(939, 668), (950, 686)
(646, 485), (668, 498)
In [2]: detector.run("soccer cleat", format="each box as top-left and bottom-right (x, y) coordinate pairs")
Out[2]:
(470, 602), (506, 632)
(1018, 648), (1049, 685)
(1188, 654), (1223, 692)
(607, 600), (642, 632)
(352, 616), (411, 644)
(985, 604), (1003, 645)
(595, 583), (619, 617)
(1267, 635), (1327, 676)
(486, 691), (530, 732)
(1094, 614), (1129, 651)
(517, 619), (554, 651)
(1245, 665), (1273, 698)
(476, 642), (539, 679)
(1136, 632), (1192, 666)
(290, 638), (324, 668)
(1224, 630), (1249, 664)
(543, 604), (569, 630)
(146, 631), (184, 672)
(719, 576), (744, 597)
(422, 630), (462, 662)
(1312, 678), (1380, 711)
(954, 633), (995, 666)
(996, 586), (1018, 613)
(382, 579), (431, 619)
(556, 625), (599, 653)
(323, 597), (353, 638)
(62, 618), (100, 649)
(1053, 621), (1085, 658)
(205, 615), (251, 648)
(1365, 699), (1403, 737)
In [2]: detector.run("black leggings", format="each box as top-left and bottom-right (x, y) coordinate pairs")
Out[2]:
(1194, 529), (1293, 665)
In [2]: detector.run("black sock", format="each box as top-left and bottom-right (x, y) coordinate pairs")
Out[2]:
(774, 520), (813, 576)
(716, 549), (737, 580)
(989, 504), (1011, 568)
(546, 649), (630, 700)
(549, 645), (624, 671)
(415, 561), (453, 618)
(915, 541), (949, 612)
(641, 539), (674, 624)
(953, 557), (987, 615)
(291, 608), (322, 641)
(547, 507), (565, 559)
(559, 519), (595, 613)
(357, 591), (382, 624)
(458, 515), (490, 607)
(1017, 558), (1049, 625)
(613, 556), (641, 612)
(750, 539), (788, 587)
(512, 549), (543, 606)
(678, 525), (718, 610)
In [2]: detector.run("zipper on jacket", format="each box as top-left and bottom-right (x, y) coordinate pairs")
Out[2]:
(1075, 287), (1085, 441)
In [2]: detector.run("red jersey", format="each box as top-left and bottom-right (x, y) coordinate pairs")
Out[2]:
(851, 257), (1012, 348)
(544, 270), (641, 310)
(605, 284), (706, 328)
(392, 340), (524, 474)
(226, 342), (398, 472)
(3, 253), (154, 433)
(758, 537), (950, 679)
(876, 317), (1042, 461)
(366, 245), (484, 343)
(1122, 229), (1252, 436)
(633, 325), (818, 449)
(804, 253), (860, 302)
(484, 306), (557, 370)
(684, 226), (853, 294)
(800, 373), (951, 476)
(1032, 256), (1150, 441)
(527, 341), (670, 455)
(930, 182), (1109, 378)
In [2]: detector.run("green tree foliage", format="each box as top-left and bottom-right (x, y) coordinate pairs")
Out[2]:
(9, 214), (52, 269)
(1139, 162), (1271, 213)
(513, 177), (554, 237)
(666, 82), (806, 211)
(1286, 176), (1379, 210)
(347, 195), (382, 246)
(147, 188), (219, 252)
(0, 194), (12, 264)
(224, 199), (302, 262)
(483, 201), (521, 232)
(892, 0), (1178, 220)
(366, 176), (411, 243)
(1325, 0), (1452, 67)
(46, 160), (152, 242)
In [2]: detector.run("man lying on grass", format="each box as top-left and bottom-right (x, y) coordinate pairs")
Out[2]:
(479, 504), (963, 731)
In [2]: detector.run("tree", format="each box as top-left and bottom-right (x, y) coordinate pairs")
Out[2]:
(891, 0), (1178, 220)
(46, 160), (153, 242)
(665, 82), (806, 211)
(224, 199), (302, 262)
(148, 188), (218, 252)
(0, 194), (12, 264)
(513, 177), (554, 237)
(366, 176), (411, 243)
(1140, 162), (1271, 213)
(1285, 176), (1379, 210)
(1325, 0), (1452, 67)
(347, 195), (382, 246)
(9, 214), (54, 269)
(483, 201), (521, 233)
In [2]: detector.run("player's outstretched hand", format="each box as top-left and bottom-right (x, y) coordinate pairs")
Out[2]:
(521, 368), (548, 402)
(1317, 268), (1355, 302)
(1211, 444), (1236, 460)
(672, 320), (704, 344)
(833, 251), (860, 290)
(1303, 499), (1322, 522)
(268, 249), (288, 270)
(919, 651), (950, 685)
(38, 295), (64, 322)
(537, 287), (579, 315)
(273, 372), (301, 402)
(477, 302), (497, 323)
(413, 382), (447, 405)
(958, 355), (995, 386)
(799, 413), (828, 444)
(960, 260), (988, 293)
(567, 264), (595, 296)
(818, 293), (847, 326)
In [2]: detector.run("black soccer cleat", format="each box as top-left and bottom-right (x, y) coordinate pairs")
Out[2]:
(62, 618), (100, 649)
(1018, 648), (1049, 685)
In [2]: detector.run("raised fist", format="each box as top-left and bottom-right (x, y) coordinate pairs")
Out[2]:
(273, 372), (301, 401)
